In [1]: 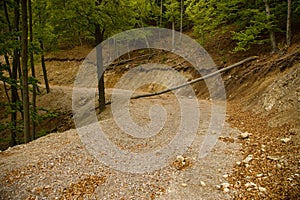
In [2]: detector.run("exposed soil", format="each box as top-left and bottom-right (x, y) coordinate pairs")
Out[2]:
(0, 36), (299, 199)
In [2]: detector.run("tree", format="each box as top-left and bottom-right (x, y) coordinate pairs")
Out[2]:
(263, 0), (277, 53)
(28, 0), (37, 139)
(9, 0), (21, 146)
(164, 0), (180, 50)
(286, 0), (292, 47)
(21, 0), (30, 143)
(180, 0), (183, 40)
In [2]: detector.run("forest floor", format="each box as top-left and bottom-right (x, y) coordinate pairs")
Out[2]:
(0, 36), (299, 199)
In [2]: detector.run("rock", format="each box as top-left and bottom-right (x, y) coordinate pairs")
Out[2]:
(289, 128), (297, 135)
(221, 182), (230, 189)
(176, 155), (185, 163)
(234, 181), (241, 188)
(200, 181), (206, 187)
(236, 161), (241, 166)
(240, 132), (250, 139)
(245, 182), (257, 188)
(280, 137), (291, 143)
(223, 187), (230, 193)
(223, 174), (228, 178)
(267, 156), (280, 161)
(258, 186), (267, 192)
(219, 182), (230, 193)
(243, 155), (253, 163)
(181, 183), (187, 187)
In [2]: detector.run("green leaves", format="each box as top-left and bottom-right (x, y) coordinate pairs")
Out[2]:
(164, 0), (180, 23)
(186, 0), (299, 52)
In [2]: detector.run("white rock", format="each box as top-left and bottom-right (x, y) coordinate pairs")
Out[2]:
(223, 187), (230, 193)
(277, 164), (282, 168)
(267, 156), (280, 161)
(281, 137), (291, 143)
(243, 155), (253, 163)
(240, 132), (250, 139)
(181, 183), (187, 187)
(221, 182), (230, 188)
(245, 182), (257, 188)
(258, 186), (267, 192)
(176, 155), (185, 162)
(223, 174), (228, 178)
(200, 181), (206, 186)
(234, 181), (241, 188)
(236, 161), (241, 166)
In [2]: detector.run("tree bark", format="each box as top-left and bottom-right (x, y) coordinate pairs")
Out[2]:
(286, 0), (292, 47)
(172, 21), (175, 50)
(263, 0), (277, 53)
(95, 24), (106, 112)
(39, 40), (50, 93)
(160, 0), (163, 27)
(21, 0), (30, 143)
(180, 0), (183, 41)
(10, 0), (21, 146)
(3, 0), (12, 31)
(29, 0), (37, 139)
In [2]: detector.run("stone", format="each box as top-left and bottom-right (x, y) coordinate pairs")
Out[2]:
(223, 174), (228, 178)
(243, 155), (253, 163)
(245, 182), (257, 188)
(240, 132), (250, 139)
(200, 181), (206, 187)
(223, 187), (230, 193)
(281, 137), (291, 143)
(258, 186), (267, 192)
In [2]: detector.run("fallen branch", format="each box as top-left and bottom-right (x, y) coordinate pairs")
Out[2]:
(103, 56), (258, 106)
(45, 57), (85, 62)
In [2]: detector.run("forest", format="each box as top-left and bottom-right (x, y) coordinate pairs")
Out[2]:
(1, 0), (300, 199)
(0, 0), (300, 147)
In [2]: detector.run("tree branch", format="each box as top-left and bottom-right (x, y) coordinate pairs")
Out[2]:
(103, 56), (259, 106)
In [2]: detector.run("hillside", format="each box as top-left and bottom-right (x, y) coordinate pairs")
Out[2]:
(0, 39), (299, 199)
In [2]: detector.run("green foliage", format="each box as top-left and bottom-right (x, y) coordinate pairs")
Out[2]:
(186, 0), (300, 52)
(164, 0), (180, 23)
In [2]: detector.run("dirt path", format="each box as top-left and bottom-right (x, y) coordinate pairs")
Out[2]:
(0, 92), (243, 199)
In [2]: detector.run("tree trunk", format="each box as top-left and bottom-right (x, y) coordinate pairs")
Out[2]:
(172, 21), (175, 50)
(160, 0), (163, 27)
(264, 0), (277, 53)
(39, 40), (50, 93)
(10, 0), (21, 147)
(21, 0), (30, 143)
(3, 0), (12, 31)
(29, 0), (36, 139)
(95, 24), (106, 112)
(180, 0), (183, 41)
(286, 0), (292, 47)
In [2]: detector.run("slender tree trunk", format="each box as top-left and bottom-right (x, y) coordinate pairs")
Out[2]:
(286, 0), (292, 47)
(172, 21), (175, 50)
(3, 0), (12, 31)
(180, 0), (183, 41)
(3, 2), (12, 105)
(3, 57), (12, 103)
(160, 0), (163, 27)
(95, 24), (106, 112)
(10, 0), (21, 146)
(39, 40), (50, 93)
(28, 0), (36, 139)
(264, 0), (277, 53)
(21, 0), (30, 143)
